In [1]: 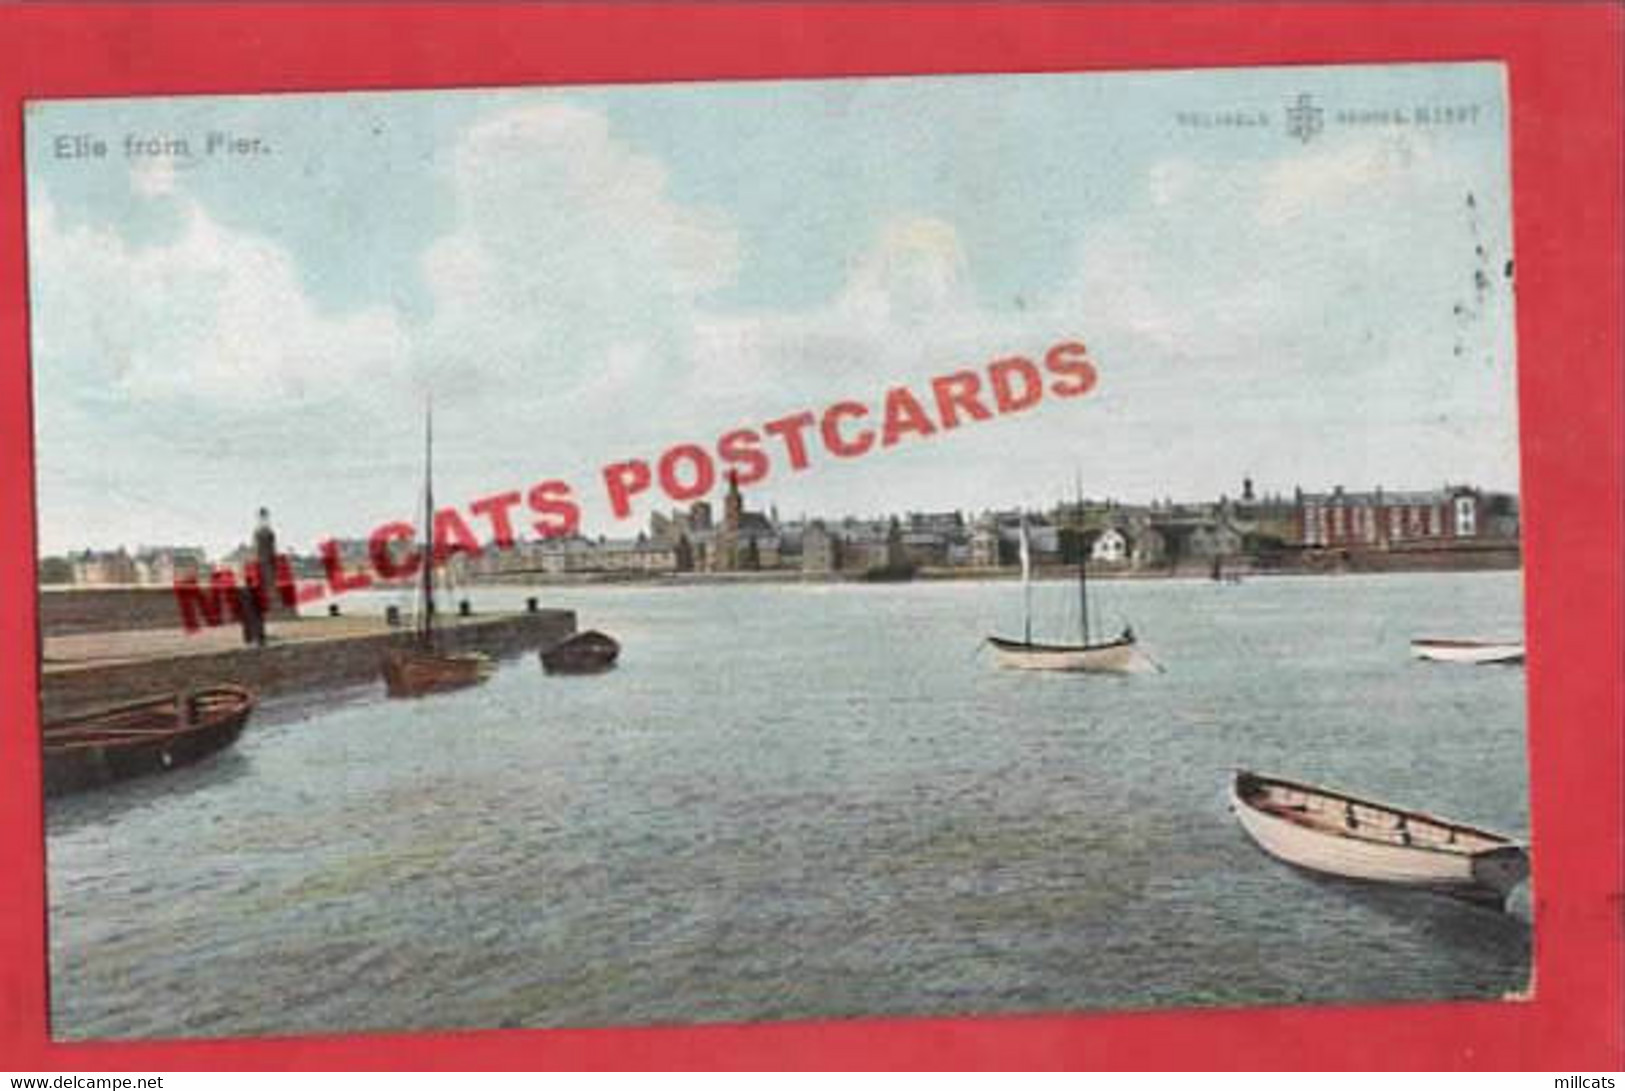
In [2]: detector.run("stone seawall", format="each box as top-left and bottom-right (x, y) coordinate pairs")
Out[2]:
(40, 586), (196, 636)
(1296, 545), (1522, 574)
(41, 610), (575, 719)
(467, 545), (1521, 587)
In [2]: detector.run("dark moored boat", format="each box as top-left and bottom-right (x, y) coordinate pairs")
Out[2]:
(541, 630), (620, 674)
(42, 684), (256, 796)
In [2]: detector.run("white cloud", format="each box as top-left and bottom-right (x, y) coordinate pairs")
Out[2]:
(129, 156), (178, 199)
(28, 101), (1517, 550)
(29, 193), (410, 405)
(686, 214), (1041, 425)
(415, 102), (740, 418)
(1147, 159), (1198, 209)
(1256, 132), (1430, 228)
(1043, 130), (1517, 498)
(1061, 131), (1502, 366)
(834, 215), (973, 327)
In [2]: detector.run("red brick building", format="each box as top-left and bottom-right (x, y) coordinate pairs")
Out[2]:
(1295, 486), (1512, 549)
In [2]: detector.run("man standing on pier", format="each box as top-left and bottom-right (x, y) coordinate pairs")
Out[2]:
(253, 507), (292, 618)
(236, 584), (266, 647)
(234, 507), (281, 646)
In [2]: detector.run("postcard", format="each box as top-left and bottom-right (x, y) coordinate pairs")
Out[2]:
(26, 62), (1532, 1042)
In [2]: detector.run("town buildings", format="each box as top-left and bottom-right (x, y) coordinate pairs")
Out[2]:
(42, 479), (1522, 587)
(441, 477), (1518, 581)
(55, 546), (207, 587)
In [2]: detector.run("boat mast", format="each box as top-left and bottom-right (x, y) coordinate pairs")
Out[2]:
(419, 401), (436, 647)
(1075, 473), (1090, 645)
(1019, 513), (1033, 645)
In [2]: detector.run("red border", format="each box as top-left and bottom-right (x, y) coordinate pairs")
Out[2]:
(1, 3), (1619, 1071)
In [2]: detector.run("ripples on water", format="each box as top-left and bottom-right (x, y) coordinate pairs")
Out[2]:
(46, 572), (1531, 1039)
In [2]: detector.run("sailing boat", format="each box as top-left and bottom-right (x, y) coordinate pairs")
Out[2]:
(381, 406), (494, 698)
(985, 510), (1145, 673)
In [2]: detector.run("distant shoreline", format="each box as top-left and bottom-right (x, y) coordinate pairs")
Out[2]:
(37, 547), (1520, 597)
(458, 553), (1521, 590)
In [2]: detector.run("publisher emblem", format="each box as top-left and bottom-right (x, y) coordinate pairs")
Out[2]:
(1285, 92), (1323, 144)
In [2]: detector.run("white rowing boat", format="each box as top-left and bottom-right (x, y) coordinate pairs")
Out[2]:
(1229, 770), (1528, 908)
(1411, 638), (1524, 664)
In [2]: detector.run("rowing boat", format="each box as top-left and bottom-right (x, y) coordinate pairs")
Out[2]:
(1229, 770), (1528, 908)
(42, 685), (256, 796)
(540, 630), (620, 674)
(1411, 638), (1524, 665)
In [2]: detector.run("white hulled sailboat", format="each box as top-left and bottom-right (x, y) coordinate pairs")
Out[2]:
(986, 511), (1149, 674)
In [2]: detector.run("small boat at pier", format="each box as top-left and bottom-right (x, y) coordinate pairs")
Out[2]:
(1229, 770), (1529, 908)
(541, 629), (620, 674)
(1410, 638), (1524, 665)
(383, 646), (492, 697)
(860, 561), (918, 583)
(383, 404), (494, 698)
(43, 684), (256, 796)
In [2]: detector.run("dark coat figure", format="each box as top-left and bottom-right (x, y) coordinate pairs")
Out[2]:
(254, 508), (283, 617)
(237, 585), (266, 647)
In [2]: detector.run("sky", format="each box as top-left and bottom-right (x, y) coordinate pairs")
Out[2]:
(24, 63), (1517, 556)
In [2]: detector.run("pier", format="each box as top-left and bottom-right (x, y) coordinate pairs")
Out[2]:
(41, 609), (576, 719)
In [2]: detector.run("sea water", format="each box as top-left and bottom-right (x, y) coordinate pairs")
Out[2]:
(45, 571), (1530, 1038)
